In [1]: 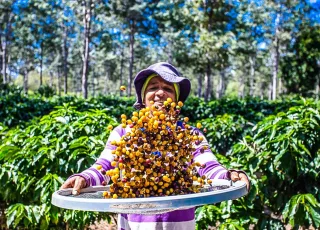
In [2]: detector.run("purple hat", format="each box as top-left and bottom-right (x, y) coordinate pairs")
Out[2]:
(133, 62), (191, 109)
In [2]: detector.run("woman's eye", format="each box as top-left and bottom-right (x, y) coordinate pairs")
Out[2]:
(164, 87), (173, 92)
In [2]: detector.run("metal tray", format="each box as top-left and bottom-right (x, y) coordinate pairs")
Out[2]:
(52, 179), (247, 215)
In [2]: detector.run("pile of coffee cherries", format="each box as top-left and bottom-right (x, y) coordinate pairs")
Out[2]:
(101, 98), (211, 199)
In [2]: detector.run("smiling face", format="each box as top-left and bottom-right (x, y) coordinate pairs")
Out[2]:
(144, 76), (176, 109)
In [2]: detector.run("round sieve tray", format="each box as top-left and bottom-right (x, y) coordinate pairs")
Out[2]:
(52, 179), (247, 215)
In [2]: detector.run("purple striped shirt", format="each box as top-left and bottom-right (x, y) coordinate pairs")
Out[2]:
(77, 125), (230, 229)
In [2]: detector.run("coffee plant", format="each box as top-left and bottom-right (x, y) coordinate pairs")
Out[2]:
(200, 114), (251, 155)
(37, 85), (56, 97)
(0, 104), (118, 229)
(196, 99), (320, 229)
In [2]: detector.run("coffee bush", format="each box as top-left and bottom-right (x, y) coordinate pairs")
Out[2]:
(0, 104), (118, 229)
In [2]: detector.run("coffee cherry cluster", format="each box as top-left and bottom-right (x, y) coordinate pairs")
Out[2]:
(101, 98), (211, 199)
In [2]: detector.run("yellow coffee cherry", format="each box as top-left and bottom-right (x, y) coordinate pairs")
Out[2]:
(96, 165), (102, 170)
(105, 95), (212, 200)
(133, 111), (139, 117)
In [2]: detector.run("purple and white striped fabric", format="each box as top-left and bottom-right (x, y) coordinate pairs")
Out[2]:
(76, 125), (230, 230)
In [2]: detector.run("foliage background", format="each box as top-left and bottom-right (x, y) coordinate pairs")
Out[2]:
(0, 86), (319, 229)
(1, 0), (320, 229)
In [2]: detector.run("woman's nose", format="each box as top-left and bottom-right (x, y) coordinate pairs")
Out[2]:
(155, 89), (165, 97)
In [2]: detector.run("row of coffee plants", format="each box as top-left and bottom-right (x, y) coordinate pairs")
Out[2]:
(0, 84), (135, 128)
(182, 96), (306, 123)
(1, 100), (318, 229)
(195, 99), (320, 229)
(0, 83), (308, 129)
(0, 104), (118, 229)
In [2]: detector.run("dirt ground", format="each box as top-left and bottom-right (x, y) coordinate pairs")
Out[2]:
(88, 218), (117, 230)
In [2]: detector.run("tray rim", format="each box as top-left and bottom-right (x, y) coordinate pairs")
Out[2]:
(51, 179), (247, 213)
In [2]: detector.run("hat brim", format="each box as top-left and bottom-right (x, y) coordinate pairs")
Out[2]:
(133, 67), (191, 109)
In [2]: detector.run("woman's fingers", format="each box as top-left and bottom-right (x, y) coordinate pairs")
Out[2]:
(230, 171), (240, 182)
(72, 177), (86, 195)
(230, 171), (250, 191)
(60, 177), (76, 189)
(60, 176), (86, 195)
(239, 172), (250, 190)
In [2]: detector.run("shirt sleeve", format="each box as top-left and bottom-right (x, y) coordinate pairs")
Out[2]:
(70, 125), (127, 186)
(192, 129), (230, 180)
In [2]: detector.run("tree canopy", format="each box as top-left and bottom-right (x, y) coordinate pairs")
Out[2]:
(0, 0), (319, 100)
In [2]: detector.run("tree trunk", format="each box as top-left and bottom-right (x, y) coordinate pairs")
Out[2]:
(272, 43), (279, 100)
(40, 43), (43, 86)
(72, 70), (77, 95)
(128, 20), (135, 97)
(104, 64), (110, 94)
(203, 0), (214, 101)
(49, 71), (53, 88)
(167, 39), (173, 64)
(91, 71), (95, 97)
(249, 55), (255, 97)
(1, 11), (12, 84)
(272, 11), (280, 100)
(120, 47), (124, 97)
(1, 36), (7, 84)
(268, 77), (273, 100)
(81, 0), (92, 99)
(260, 82), (265, 100)
(197, 74), (202, 98)
(316, 74), (319, 101)
(57, 67), (61, 96)
(8, 55), (12, 82)
(204, 63), (212, 101)
(279, 77), (283, 96)
(78, 67), (82, 96)
(216, 69), (226, 99)
(63, 26), (68, 94)
(23, 68), (28, 95)
(238, 75), (244, 99)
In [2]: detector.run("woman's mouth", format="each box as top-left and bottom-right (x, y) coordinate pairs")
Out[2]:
(154, 101), (164, 105)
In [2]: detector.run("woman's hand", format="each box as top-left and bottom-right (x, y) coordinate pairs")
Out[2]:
(230, 170), (250, 191)
(60, 176), (87, 195)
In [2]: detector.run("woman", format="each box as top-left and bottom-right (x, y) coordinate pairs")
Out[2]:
(61, 62), (250, 230)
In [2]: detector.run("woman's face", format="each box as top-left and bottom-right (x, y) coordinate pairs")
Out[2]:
(144, 76), (176, 109)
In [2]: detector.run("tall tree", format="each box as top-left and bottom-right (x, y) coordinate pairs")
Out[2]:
(186, 0), (234, 101)
(55, 0), (79, 94)
(111, 0), (160, 96)
(281, 25), (320, 96)
(262, 0), (309, 99)
(231, 0), (266, 98)
(0, 1), (15, 84)
(81, 0), (92, 98)
(9, 0), (39, 94)
(23, 0), (60, 87)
